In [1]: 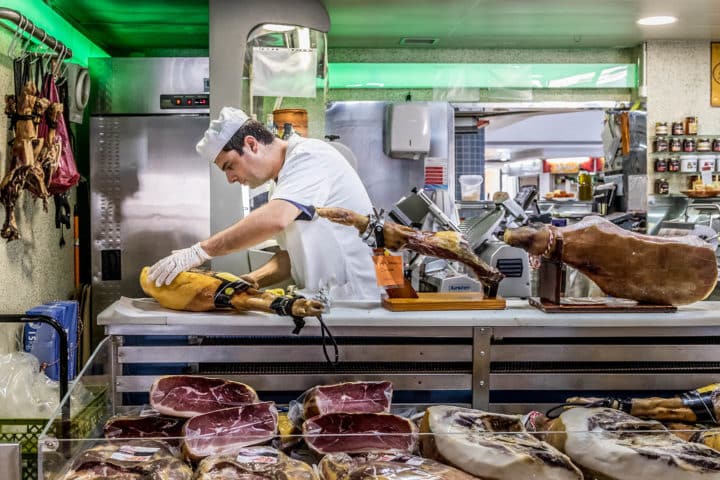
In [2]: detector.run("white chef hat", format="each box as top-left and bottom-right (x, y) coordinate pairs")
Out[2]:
(196, 107), (250, 163)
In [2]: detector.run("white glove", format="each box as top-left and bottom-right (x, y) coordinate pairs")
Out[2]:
(147, 243), (213, 287)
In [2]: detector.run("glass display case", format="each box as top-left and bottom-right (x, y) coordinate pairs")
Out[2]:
(37, 338), (720, 480)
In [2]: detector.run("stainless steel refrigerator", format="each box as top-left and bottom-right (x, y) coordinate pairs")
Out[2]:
(89, 58), (211, 325)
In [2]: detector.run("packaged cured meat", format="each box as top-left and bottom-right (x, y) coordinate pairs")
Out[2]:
(290, 381), (393, 425)
(319, 452), (477, 480)
(182, 402), (278, 460)
(56, 439), (192, 480)
(303, 412), (418, 455)
(104, 410), (185, 441)
(504, 215), (718, 305)
(420, 405), (582, 480)
(195, 446), (318, 480)
(544, 407), (720, 480)
(150, 375), (259, 418)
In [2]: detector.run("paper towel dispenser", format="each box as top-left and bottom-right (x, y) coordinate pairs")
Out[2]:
(384, 103), (431, 160)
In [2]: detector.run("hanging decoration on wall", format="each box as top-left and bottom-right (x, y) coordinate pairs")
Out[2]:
(711, 43), (720, 107)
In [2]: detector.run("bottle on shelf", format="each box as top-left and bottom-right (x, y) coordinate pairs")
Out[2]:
(578, 169), (592, 201)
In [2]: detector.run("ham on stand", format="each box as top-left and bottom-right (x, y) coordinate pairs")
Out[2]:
(314, 207), (504, 295)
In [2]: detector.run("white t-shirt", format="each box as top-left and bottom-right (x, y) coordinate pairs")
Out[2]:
(270, 136), (381, 302)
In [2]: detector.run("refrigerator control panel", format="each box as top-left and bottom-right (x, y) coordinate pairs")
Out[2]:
(160, 94), (209, 109)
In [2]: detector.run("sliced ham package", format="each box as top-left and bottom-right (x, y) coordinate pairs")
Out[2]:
(150, 375), (259, 418)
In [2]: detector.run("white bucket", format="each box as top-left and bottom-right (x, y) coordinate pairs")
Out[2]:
(459, 175), (484, 201)
(681, 155), (698, 173)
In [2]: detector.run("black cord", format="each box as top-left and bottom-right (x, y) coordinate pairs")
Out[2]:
(317, 314), (339, 366)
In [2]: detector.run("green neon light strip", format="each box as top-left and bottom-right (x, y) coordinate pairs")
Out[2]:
(1, 0), (108, 67)
(325, 63), (637, 89)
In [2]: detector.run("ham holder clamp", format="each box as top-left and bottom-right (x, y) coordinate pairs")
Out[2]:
(315, 206), (507, 311)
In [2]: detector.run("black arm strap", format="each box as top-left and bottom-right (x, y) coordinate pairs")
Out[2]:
(213, 279), (252, 308)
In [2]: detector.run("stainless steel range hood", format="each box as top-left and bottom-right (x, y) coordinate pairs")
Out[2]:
(454, 102), (620, 162)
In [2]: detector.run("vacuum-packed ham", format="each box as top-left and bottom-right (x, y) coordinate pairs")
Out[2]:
(150, 375), (259, 418)
(104, 413), (185, 440)
(57, 439), (192, 480)
(420, 405), (582, 480)
(195, 446), (318, 480)
(315, 207), (504, 290)
(140, 267), (324, 317)
(544, 407), (720, 480)
(303, 413), (418, 455)
(503, 216), (718, 305)
(304, 381), (393, 419)
(183, 402), (278, 460)
(319, 452), (477, 480)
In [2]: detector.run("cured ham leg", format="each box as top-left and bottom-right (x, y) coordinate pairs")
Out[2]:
(565, 384), (720, 424)
(139, 267), (324, 317)
(315, 207), (504, 289)
(504, 216), (718, 305)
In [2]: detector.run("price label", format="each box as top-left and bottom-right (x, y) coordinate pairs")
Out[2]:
(372, 253), (404, 287)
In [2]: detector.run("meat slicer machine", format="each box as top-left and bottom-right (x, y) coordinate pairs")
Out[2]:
(388, 187), (533, 297)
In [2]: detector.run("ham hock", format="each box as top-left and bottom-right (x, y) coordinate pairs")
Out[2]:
(504, 216), (718, 306)
(315, 207), (504, 291)
(139, 267), (324, 318)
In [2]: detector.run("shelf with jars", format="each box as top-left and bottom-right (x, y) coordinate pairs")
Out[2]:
(651, 136), (720, 154)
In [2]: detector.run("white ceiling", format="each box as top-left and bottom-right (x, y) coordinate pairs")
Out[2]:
(323, 0), (720, 48)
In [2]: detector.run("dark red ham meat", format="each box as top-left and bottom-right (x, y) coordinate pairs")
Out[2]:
(304, 381), (393, 419)
(150, 375), (259, 418)
(303, 413), (418, 455)
(104, 414), (185, 440)
(182, 401), (278, 460)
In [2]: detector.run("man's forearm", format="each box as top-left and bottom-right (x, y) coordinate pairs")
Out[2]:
(200, 200), (300, 257)
(245, 250), (292, 288)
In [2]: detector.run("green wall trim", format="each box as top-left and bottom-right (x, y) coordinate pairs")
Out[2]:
(326, 63), (637, 89)
(1, 0), (108, 66)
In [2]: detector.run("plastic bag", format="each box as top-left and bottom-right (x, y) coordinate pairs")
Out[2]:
(37, 73), (79, 194)
(0, 351), (91, 418)
(288, 381), (394, 427)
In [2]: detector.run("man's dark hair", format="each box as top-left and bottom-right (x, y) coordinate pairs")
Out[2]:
(222, 120), (276, 154)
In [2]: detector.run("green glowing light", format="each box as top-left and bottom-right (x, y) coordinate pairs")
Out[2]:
(324, 63), (636, 89)
(1, 0), (108, 66)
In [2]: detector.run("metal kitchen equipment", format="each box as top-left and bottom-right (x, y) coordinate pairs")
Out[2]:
(88, 57), (211, 332)
(326, 101), (455, 212)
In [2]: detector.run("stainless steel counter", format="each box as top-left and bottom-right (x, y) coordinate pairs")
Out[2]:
(100, 297), (720, 414)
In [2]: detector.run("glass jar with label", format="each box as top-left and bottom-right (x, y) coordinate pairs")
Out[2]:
(654, 178), (669, 195)
(654, 158), (668, 172)
(668, 156), (681, 172)
(684, 138), (697, 152)
(653, 137), (669, 152)
(655, 122), (669, 136)
(713, 138), (720, 152)
(685, 116), (698, 135)
(670, 138), (683, 152)
(672, 122), (685, 135)
(697, 138), (711, 152)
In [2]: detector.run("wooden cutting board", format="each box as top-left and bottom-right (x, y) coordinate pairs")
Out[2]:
(529, 297), (676, 313)
(382, 293), (506, 311)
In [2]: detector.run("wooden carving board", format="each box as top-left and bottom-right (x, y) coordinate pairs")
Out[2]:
(529, 297), (676, 313)
(382, 293), (506, 311)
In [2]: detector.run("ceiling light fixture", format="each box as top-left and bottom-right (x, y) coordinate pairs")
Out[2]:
(637, 16), (677, 26)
